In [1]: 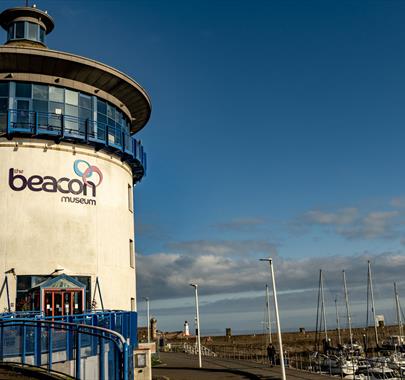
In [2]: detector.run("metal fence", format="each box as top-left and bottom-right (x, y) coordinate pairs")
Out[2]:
(0, 311), (137, 380)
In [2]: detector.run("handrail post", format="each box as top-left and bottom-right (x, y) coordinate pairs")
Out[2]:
(75, 329), (81, 379)
(0, 323), (4, 362)
(99, 333), (105, 380)
(21, 324), (26, 364)
(6, 110), (11, 137)
(47, 324), (53, 372)
(34, 111), (38, 135)
(34, 322), (41, 367)
(85, 119), (89, 143)
(60, 114), (64, 138)
(91, 314), (98, 356)
(67, 316), (73, 360)
(123, 342), (129, 380)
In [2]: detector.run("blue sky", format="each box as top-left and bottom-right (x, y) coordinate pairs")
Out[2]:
(3, 0), (405, 335)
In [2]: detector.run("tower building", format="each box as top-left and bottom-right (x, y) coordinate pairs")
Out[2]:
(0, 5), (150, 317)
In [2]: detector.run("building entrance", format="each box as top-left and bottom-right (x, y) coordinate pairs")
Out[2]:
(44, 289), (84, 317)
(24, 274), (86, 315)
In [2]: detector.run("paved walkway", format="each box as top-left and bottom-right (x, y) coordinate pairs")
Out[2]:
(153, 352), (336, 380)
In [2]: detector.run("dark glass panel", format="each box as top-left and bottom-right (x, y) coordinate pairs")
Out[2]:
(108, 117), (115, 127)
(79, 107), (91, 121)
(97, 99), (106, 114)
(79, 93), (91, 109)
(15, 82), (31, 98)
(17, 275), (32, 291)
(0, 98), (7, 112)
(39, 27), (45, 42)
(15, 22), (24, 39)
(8, 24), (14, 40)
(97, 113), (107, 124)
(33, 99), (48, 113)
(0, 82), (9, 97)
(107, 103), (114, 119)
(33, 84), (48, 100)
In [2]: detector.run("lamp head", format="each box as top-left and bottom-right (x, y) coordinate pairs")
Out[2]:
(190, 283), (197, 288)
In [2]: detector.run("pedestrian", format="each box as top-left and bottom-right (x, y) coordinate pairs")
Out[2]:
(267, 343), (276, 367)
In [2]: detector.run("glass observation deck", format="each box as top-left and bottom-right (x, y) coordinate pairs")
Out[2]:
(0, 109), (147, 181)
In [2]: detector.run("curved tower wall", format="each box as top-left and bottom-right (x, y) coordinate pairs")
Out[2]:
(0, 140), (136, 311)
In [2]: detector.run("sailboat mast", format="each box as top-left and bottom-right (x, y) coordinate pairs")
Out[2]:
(394, 282), (403, 338)
(368, 261), (379, 347)
(266, 284), (272, 344)
(320, 270), (328, 340)
(335, 296), (342, 346)
(343, 270), (353, 348)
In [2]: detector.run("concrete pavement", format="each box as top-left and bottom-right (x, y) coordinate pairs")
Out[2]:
(153, 352), (336, 380)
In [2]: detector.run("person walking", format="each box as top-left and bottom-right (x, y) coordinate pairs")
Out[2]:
(267, 343), (276, 367)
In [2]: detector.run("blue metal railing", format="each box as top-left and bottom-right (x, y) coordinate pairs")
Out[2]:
(0, 110), (147, 181)
(0, 311), (137, 380)
(0, 318), (130, 380)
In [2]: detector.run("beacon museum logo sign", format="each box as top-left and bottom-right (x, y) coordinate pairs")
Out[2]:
(8, 159), (103, 206)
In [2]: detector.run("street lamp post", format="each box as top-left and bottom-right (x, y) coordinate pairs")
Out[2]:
(143, 297), (150, 343)
(190, 283), (202, 368)
(260, 258), (286, 380)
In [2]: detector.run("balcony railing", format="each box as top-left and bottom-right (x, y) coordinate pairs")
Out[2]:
(0, 110), (147, 182)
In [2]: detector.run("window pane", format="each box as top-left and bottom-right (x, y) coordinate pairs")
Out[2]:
(39, 27), (45, 42)
(0, 82), (9, 97)
(15, 22), (24, 39)
(97, 99), (106, 114)
(79, 107), (91, 121)
(65, 104), (78, 117)
(0, 98), (8, 113)
(17, 276), (32, 291)
(97, 113), (106, 124)
(107, 104), (114, 119)
(33, 84), (48, 100)
(49, 101), (64, 114)
(28, 22), (37, 41)
(8, 24), (14, 40)
(16, 82), (31, 98)
(108, 117), (115, 127)
(49, 86), (64, 103)
(79, 93), (91, 109)
(65, 89), (78, 105)
(33, 99), (48, 113)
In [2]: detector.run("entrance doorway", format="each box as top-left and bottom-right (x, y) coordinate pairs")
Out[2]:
(44, 289), (84, 317)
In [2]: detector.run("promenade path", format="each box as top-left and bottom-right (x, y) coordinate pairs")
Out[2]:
(153, 352), (336, 380)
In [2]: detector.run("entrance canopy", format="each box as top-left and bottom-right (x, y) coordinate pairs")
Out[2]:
(28, 274), (86, 316)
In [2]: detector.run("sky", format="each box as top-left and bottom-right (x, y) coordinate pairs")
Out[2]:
(2, 0), (405, 335)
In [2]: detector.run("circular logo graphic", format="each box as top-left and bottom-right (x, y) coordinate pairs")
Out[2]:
(73, 159), (103, 187)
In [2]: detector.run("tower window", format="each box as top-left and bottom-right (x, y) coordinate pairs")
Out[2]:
(131, 298), (135, 311)
(128, 184), (133, 212)
(129, 239), (134, 268)
(15, 22), (24, 39)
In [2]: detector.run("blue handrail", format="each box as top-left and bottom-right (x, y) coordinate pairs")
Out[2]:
(0, 109), (147, 180)
(0, 318), (131, 380)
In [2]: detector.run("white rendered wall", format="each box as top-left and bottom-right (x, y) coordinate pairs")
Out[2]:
(0, 138), (136, 312)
